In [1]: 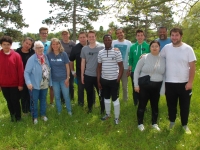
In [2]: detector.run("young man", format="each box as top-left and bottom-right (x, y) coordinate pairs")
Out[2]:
(97, 34), (123, 124)
(157, 27), (171, 51)
(160, 27), (196, 134)
(128, 29), (150, 106)
(69, 32), (87, 106)
(0, 36), (24, 122)
(80, 30), (105, 114)
(60, 29), (76, 100)
(112, 28), (132, 102)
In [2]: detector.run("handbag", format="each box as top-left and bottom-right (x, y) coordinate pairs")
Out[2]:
(138, 56), (160, 86)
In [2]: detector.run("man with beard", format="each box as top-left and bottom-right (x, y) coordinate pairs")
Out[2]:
(157, 27), (171, 51)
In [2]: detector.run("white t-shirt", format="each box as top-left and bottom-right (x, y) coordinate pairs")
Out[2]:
(160, 43), (196, 83)
(112, 39), (132, 69)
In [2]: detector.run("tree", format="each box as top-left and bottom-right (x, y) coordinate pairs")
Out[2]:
(43, 0), (106, 41)
(0, 0), (28, 41)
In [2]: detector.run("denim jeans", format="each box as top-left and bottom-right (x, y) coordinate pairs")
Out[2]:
(52, 80), (72, 113)
(29, 88), (48, 119)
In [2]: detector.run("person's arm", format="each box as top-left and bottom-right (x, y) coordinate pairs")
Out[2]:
(185, 61), (196, 90)
(65, 63), (70, 87)
(24, 57), (33, 91)
(17, 54), (24, 91)
(70, 61), (76, 77)
(117, 62), (124, 82)
(128, 45), (133, 76)
(81, 58), (86, 84)
(97, 63), (102, 90)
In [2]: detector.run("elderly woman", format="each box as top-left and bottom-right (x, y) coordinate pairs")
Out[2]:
(47, 38), (72, 115)
(24, 41), (52, 124)
(134, 40), (165, 131)
(16, 37), (35, 115)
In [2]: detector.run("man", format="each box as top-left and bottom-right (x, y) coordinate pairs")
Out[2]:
(39, 27), (54, 105)
(69, 32), (87, 106)
(128, 29), (150, 106)
(80, 30), (105, 114)
(60, 29), (76, 100)
(112, 28), (132, 101)
(97, 34), (123, 124)
(157, 27), (171, 51)
(160, 27), (196, 134)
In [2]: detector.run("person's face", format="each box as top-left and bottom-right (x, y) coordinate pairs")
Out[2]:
(158, 28), (167, 40)
(136, 32), (145, 44)
(1, 42), (12, 53)
(87, 33), (96, 44)
(78, 34), (87, 46)
(22, 39), (33, 51)
(51, 41), (61, 52)
(103, 36), (112, 48)
(150, 43), (160, 55)
(39, 30), (48, 40)
(35, 44), (44, 55)
(116, 29), (124, 40)
(170, 32), (182, 46)
(61, 32), (70, 41)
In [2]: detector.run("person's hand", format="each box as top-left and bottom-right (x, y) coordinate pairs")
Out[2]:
(134, 87), (140, 93)
(114, 48), (120, 51)
(127, 70), (131, 77)
(18, 86), (23, 91)
(71, 71), (77, 77)
(185, 82), (192, 90)
(81, 75), (84, 84)
(140, 53), (147, 59)
(27, 84), (33, 91)
(98, 82), (102, 90)
(65, 78), (69, 87)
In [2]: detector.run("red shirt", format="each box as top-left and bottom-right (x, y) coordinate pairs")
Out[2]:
(0, 49), (24, 87)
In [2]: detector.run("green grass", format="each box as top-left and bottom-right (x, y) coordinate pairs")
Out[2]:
(0, 51), (200, 150)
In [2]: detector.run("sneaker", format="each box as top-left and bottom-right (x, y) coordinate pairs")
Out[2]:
(138, 124), (145, 131)
(101, 114), (110, 121)
(114, 118), (119, 125)
(152, 124), (161, 131)
(33, 119), (38, 124)
(68, 112), (72, 116)
(183, 125), (191, 134)
(42, 116), (48, 122)
(169, 122), (175, 129)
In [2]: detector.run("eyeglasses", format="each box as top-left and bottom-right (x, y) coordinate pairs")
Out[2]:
(35, 47), (44, 49)
(40, 33), (48, 35)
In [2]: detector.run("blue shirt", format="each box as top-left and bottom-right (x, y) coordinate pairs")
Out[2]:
(42, 41), (51, 55)
(158, 37), (171, 51)
(47, 51), (69, 81)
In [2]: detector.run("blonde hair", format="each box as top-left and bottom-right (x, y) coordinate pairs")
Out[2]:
(48, 38), (64, 53)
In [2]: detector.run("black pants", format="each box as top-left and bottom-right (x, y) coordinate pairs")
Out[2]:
(137, 81), (162, 125)
(69, 72), (74, 100)
(1, 87), (21, 121)
(20, 84), (30, 113)
(84, 75), (105, 112)
(165, 82), (191, 126)
(77, 76), (85, 106)
(101, 78), (119, 101)
(131, 72), (139, 105)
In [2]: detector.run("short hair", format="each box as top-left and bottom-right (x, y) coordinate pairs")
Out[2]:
(115, 28), (124, 34)
(149, 40), (160, 47)
(158, 27), (167, 31)
(170, 27), (183, 36)
(136, 29), (144, 35)
(87, 30), (96, 37)
(103, 34), (112, 40)
(33, 41), (44, 50)
(23, 37), (34, 43)
(39, 27), (49, 33)
(78, 31), (87, 37)
(0, 36), (12, 44)
(48, 38), (64, 53)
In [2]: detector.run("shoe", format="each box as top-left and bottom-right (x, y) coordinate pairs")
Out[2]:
(87, 109), (92, 114)
(114, 118), (119, 125)
(101, 114), (110, 120)
(169, 122), (175, 129)
(33, 118), (38, 124)
(138, 124), (145, 131)
(183, 125), (191, 134)
(68, 112), (72, 116)
(152, 124), (160, 131)
(42, 116), (48, 122)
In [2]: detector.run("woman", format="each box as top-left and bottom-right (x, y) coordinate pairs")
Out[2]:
(0, 36), (24, 122)
(24, 41), (52, 124)
(47, 38), (72, 115)
(134, 40), (165, 131)
(16, 37), (35, 115)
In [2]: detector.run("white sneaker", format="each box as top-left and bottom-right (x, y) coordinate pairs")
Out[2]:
(42, 116), (48, 122)
(183, 125), (191, 134)
(33, 119), (38, 124)
(138, 124), (145, 131)
(68, 112), (72, 116)
(152, 124), (160, 131)
(114, 118), (119, 125)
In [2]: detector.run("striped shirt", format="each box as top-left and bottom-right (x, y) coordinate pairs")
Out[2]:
(98, 48), (122, 80)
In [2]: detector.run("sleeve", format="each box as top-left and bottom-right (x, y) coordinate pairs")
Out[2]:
(17, 54), (24, 86)
(69, 46), (76, 61)
(46, 58), (52, 87)
(80, 47), (86, 59)
(98, 51), (102, 63)
(63, 52), (70, 64)
(160, 46), (166, 58)
(24, 57), (33, 85)
(116, 51), (122, 62)
(188, 46), (197, 62)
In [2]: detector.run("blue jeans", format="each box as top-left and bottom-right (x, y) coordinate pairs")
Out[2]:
(29, 89), (48, 119)
(52, 80), (72, 113)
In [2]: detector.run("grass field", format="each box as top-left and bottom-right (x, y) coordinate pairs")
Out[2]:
(0, 51), (200, 150)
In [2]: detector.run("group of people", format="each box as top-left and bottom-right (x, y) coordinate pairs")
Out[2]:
(0, 26), (196, 134)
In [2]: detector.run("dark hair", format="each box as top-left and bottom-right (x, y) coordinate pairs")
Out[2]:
(170, 27), (183, 36)
(103, 34), (112, 40)
(87, 30), (96, 36)
(149, 40), (160, 47)
(0, 36), (13, 44)
(158, 27), (167, 31)
(39, 27), (49, 33)
(115, 28), (124, 34)
(78, 31), (87, 37)
(136, 29), (144, 35)
(23, 37), (34, 43)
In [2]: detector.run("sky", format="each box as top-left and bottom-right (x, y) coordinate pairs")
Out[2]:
(20, 0), (115, 34)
